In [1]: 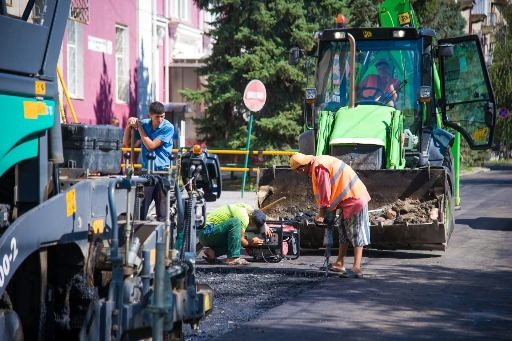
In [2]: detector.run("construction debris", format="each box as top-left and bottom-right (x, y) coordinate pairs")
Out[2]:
(369, 198), (439, 225)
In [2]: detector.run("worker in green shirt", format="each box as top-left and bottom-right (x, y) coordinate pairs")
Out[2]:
(198, 203), (272, 265)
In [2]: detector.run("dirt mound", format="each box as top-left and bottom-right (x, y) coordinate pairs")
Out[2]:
(370, 197), (439, 225)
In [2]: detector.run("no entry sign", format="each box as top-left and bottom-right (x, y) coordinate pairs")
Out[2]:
(243, 79), (267, 112)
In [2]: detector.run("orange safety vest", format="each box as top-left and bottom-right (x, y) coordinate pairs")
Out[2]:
(311, 155), (368, 211)
(361, 75), (398, 98)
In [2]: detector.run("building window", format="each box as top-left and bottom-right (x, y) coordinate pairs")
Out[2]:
(67, 20), (84, 98)
(171, 0), (190, 21)
(116, 25), (129, 103)
(70, 0), (90, 24)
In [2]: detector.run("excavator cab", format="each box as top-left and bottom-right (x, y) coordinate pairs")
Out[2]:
(313, 29), (426, 168)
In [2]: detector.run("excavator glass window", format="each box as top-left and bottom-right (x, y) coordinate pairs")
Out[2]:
(439, 36), (496, 150)
(315, 38), (423, 139)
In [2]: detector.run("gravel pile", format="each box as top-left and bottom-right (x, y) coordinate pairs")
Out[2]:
(183, 269), (322, 340)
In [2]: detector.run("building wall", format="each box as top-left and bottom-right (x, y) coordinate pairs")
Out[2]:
(137, 0), (172, 114)
(60, 0), (206, 140)
(464, 0), (507, 65)
(62, 0), (138, 126)
(169, 1), (210, 146)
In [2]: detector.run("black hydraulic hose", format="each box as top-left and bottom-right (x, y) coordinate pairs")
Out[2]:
(21, 0), (36, 21)
(173, 180), (184, 250)
(49, 99), (64, 165)
(108, 177), (124, 269)
(180, 193), (194, 260)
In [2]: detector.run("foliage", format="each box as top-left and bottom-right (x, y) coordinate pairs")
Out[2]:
(186, 0), (348, 151)
(186, 0), (470, 153)
(460, 140), (492, 167)
(489, 4), (512, 159)
(346, 0), (379, 27)
(413, 0), (466, 38)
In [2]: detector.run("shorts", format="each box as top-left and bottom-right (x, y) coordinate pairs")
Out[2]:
(338, 204), (370, 247)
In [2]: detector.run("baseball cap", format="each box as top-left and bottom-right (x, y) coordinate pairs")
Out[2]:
(251, 210), (266, 229)
(289, 153), (314, 170)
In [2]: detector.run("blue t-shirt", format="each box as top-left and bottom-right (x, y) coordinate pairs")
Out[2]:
(135, 118), (174, 170)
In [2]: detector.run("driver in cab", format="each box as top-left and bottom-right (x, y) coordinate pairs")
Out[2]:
(358, 58), (399, 106)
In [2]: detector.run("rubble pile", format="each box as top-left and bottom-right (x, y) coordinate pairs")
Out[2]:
(370, 198), (439, 225)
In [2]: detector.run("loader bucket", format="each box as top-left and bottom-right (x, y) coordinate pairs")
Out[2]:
(256, 167), (454, 251)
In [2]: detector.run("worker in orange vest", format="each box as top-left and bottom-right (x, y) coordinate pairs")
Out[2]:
(359, 58), (399, 106)
(290, 153), (371, 278)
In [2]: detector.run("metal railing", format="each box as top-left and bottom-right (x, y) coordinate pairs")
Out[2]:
(120, 147), (296, 172)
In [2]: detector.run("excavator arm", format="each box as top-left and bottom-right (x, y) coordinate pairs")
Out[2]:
(378, 0), (420, 28)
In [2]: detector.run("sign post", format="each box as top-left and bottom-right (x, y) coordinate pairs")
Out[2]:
(242, 79), (266, 197)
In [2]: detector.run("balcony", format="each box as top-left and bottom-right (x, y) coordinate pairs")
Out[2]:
(460, 0), (475, 10)
(471, 13), (487, 23)
(481, 24), (495, 34)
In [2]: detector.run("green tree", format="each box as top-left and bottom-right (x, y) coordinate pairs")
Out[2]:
(184, 0), (347, 152)
(185, 0), (467, 153)
(413, 0), (466, 37)
(346, 0), (466, 35)
(489, 4), (512, 158)
(347, 0), (379, 27)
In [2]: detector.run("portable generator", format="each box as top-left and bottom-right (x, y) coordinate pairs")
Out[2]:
(246, 220), (300, 262)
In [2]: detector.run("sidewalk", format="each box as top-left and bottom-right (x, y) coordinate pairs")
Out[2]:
(206, 189), (258, 213)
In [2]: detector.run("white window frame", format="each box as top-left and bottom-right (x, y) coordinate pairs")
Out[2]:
(115, 24), (130, 103)
(171, 0), (190, 21)
(67, 20), (84, 98)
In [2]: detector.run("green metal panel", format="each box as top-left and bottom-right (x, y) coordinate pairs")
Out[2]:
(315, 110), (335, 156)
(330, 106), (390, 144)
(0, 94), (55, 176)
(379, 0), (420, 28)
(326, 105), (404, 169)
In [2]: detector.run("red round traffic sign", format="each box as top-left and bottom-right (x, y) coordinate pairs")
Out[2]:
(243, 79), (267, 112)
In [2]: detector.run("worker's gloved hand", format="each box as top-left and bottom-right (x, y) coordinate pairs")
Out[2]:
(251, 236), (264, 246)
(314, 215), (328, 228)
(314, 215), (324, 223)
(263, 223), (273, 237)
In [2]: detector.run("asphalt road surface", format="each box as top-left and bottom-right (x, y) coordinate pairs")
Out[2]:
(186, 167), (512, 340)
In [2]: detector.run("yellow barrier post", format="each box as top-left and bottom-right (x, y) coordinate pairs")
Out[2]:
(56, 67), (79, 124)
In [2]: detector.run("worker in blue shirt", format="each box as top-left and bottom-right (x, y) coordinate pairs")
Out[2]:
(124, 101), (174, 221)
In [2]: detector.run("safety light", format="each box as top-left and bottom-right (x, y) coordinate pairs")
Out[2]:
(192, 144), (202, 155)
(393, 30), (406, 38)
(334, 32), (346, 39)
(336, 14), (346, 28)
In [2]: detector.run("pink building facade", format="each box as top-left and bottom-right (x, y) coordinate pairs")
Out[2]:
(60, 0), (210, 146)
(60, 1), (138, 126)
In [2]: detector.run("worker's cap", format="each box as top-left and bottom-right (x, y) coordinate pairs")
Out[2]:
(289, 152), (314, 170)
(375, 58), (390, 68)
(251, 210), (266, 229)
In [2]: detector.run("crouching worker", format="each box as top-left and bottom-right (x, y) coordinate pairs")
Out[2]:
(198, 204), (272, 265)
